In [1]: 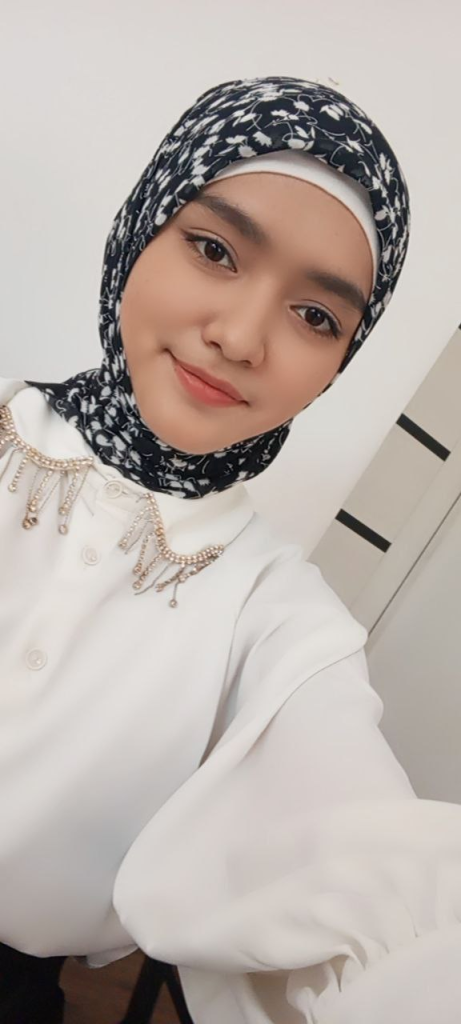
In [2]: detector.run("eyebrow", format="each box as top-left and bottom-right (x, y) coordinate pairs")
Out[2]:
(305, 270), (368, 315)
(192, 192), (368, 315)
(193, 192), (268, 245)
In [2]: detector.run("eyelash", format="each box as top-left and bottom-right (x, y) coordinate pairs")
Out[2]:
(182, 231), (342, 340)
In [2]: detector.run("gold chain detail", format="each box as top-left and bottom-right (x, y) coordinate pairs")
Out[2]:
(0, 404), (94, 532)
(0, 403), (225, 606)
(118, 490), (225, 605)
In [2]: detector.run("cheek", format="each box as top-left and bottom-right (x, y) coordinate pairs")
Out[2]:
(140, 266), (210, 333)
(270, 342), (343, 410)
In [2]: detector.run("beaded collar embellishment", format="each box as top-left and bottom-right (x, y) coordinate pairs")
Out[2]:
(0, 404), (225, 607)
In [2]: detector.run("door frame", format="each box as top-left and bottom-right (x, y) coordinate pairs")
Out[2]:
(352, 435), (461, 634)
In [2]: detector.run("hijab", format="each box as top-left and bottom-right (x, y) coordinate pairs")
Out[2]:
(30, 76), (410, 498)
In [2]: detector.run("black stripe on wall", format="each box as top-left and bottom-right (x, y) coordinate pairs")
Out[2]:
(397, 414), (450, 461)
(335, 510), (391, 552)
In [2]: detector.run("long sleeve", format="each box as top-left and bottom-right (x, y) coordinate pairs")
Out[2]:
(113, 638), (461, 1023)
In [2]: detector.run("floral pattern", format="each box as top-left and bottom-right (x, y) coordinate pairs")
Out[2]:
(32, 76), (410, 498)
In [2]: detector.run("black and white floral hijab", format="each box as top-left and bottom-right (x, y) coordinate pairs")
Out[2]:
(32, 76), (410, 498)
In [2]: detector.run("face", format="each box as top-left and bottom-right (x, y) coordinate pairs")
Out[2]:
(119, 172), (374, 454)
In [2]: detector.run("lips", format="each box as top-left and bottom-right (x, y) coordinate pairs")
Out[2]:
(172, 356), (245, 403)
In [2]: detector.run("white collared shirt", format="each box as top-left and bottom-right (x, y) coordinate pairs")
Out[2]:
(1, 378), (461, 1024)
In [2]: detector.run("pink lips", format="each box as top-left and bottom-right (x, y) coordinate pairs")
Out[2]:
(172, 356), (246, 407)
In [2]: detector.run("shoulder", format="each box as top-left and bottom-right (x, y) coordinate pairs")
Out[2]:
(0, 376), (28, 406)
(0, 378), (92, 460)
(235, 508), (360, 630)
(210, 510), (369, 739)
(227, 508), (368, 683)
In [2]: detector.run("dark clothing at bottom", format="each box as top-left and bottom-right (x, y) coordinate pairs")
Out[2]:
(0, 943), (66, 1024)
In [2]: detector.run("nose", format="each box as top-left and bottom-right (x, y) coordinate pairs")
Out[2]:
(202, 285), (271, 368)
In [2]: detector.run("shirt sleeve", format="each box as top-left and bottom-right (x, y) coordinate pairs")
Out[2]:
(113, 646), (461, 1023)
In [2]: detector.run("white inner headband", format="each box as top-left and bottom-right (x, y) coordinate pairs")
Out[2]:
(214, 150), (379, 283)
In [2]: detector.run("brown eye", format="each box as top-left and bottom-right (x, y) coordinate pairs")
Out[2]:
(182, 232), (235, 270)
(297, 304), (340, 338)
(203, 239), (227, 263)
(305, 307), (327, 327)
(183, 231), (236, 270)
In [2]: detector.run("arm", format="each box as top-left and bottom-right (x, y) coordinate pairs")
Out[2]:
(113, 646), (461, 1022)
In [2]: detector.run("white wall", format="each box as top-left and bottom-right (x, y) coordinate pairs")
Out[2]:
(1, 0), (460, 551)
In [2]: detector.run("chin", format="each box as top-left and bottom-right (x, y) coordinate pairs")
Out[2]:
(137, 402), (250, 454)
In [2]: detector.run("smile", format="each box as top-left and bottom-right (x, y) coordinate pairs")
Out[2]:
(171, 356), (246, 408)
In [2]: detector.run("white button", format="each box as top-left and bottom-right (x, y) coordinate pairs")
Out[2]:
(104, 480), (123, 498)
(82, 546), (100, 566)
(26, 649), (47, 671)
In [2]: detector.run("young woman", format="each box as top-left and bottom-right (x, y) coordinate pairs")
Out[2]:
(1, 76), (460, 1024)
